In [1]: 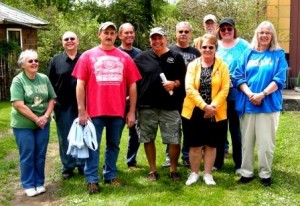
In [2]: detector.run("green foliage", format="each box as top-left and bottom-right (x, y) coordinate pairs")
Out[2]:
(0, 41), (21, 58)
(33, 0), (76, 12)
(173, 0), (267, 42)
(0, 101), (11, 132)
(97, 0), (167, 49)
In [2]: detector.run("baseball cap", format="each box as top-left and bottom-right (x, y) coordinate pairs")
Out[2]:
(149, 27), (166, 38)
(99, 21), (117, 31)
(203, 14), (217, 23)
(219, 18), (235, 27)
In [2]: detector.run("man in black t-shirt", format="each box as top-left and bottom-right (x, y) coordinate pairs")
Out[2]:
(134, 27), (186, 181)
(161, 22), (200, 168)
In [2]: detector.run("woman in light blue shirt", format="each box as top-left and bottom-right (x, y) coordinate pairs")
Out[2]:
(215, 17), (249, 174)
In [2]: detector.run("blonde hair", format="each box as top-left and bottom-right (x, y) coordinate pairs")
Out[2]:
(195, 33), (218, 51)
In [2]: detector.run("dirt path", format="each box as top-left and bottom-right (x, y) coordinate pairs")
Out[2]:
(11, 143), (62, 206)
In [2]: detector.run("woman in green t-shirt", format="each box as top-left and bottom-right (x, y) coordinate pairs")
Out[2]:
(10, 49), (56, 197)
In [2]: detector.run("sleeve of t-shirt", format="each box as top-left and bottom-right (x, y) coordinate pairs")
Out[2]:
(72, 52), (90, 81)
(10, 76), (24, 102)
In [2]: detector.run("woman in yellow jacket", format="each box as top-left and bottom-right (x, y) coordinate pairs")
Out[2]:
(182, 34), (229, 186)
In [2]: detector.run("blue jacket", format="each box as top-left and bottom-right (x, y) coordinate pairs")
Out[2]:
(233, 48), (288, 117)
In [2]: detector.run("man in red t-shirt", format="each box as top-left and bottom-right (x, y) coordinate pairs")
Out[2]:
(72, 21), (141, 194)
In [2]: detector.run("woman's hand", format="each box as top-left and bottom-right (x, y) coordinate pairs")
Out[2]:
(249, 92), (265, 106)
(35, 115), (48, 129)
(203, 104), (216, 118)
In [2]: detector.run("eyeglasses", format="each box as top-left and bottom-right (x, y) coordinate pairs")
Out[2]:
(201, 46), (215, 50)
(28, 59), (39, 63)
(220, 27), (233, 32)
(259, 31), (271, 36)
(178, 30), (190, 34)
(63, 37), (76, 41)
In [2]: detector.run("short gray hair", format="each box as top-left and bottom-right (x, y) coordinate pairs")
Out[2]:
(17, 49), (38, 68)
(118, 23), (135, 34)
(175, 21), (193, 31)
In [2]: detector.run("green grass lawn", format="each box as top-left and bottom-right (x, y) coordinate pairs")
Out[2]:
(0, 101), (300, 206)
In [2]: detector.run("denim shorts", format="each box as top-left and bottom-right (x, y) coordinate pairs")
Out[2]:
(137, 108), (181, 144)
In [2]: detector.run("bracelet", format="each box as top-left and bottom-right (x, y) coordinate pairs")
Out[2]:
(262, 90), (268, 96)
(44, 114), (49, 118)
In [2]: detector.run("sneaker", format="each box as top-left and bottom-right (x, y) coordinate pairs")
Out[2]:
(235, 169), (242, 176)
(185, 172), (199, 186)
(36, 186), (46, 194)
(238, 176), (254, 184)
(87, 183), (100, 194)
(260, 178), (272, 187)
(203, 173), (216, 185)
(162, 159), (171, 167)
(104, 178), (121, 186)
(147, 171), (159, 181)
(182, 160), (190, 167)
(169, 172), (181, 181)
(24, 188), (38, 197)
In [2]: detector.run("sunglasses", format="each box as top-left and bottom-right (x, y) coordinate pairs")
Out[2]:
(63, 37), (76, 41)
(201, 46), (215, 50)
(220, 27), (233, 32)
(28, 59), (39, 63)
(178, 30), (190, 34)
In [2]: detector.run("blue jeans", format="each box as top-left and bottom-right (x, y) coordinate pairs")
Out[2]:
(126, 125), (140, 167)
(54, 105), (84, 174)
(13, 124), (50, 189)
(85, 116), (125, 183)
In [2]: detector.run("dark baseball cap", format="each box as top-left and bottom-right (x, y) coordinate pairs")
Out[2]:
(219, 18), (235, 27)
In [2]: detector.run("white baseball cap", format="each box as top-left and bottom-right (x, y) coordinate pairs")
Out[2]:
(203, 14), (217, 23)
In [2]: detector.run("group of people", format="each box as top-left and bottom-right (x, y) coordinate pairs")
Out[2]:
(10, 14), (288, 196)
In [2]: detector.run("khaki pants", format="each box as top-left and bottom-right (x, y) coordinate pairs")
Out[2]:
(240, 112), (280, 178)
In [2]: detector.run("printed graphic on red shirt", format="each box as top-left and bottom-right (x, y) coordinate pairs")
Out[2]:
(93, 55), (124, 85)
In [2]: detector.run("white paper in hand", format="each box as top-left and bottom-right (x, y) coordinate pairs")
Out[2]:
(160, 73), (173, 95)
